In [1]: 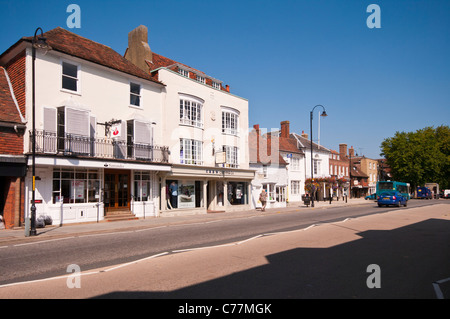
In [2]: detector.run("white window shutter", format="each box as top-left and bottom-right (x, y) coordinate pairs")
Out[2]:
(134, 120), (151, 145)
(43, 107), (57, 133)
(90, 116), (96, 138)
(66, 107), (89, 136)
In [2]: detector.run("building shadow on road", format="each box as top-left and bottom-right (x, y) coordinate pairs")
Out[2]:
(92, 218), (450, 299)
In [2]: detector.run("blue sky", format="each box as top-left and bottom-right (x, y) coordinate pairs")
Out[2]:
(1, 0), (449, 158)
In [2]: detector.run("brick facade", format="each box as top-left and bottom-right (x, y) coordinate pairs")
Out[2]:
(0, 127), (24, 155)
(0, 53), (26, 229)
(4, 50), (26, 116)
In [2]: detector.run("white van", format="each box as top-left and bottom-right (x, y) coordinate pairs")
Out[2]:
(444, 189), (450, 199)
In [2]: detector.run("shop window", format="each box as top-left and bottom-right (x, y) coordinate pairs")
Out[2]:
(167, 180), (203, 209)
(134, 172), (152, 201)
(263, 184), (275, 201)
(227, 182), (248, 205)
(52, 168), (100, 204)
(276, 186), (286, 202)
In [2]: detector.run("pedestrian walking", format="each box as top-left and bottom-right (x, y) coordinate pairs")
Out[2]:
(259, 189), (267, 212)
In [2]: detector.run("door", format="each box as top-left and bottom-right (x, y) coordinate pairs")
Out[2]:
(104, 170), (130, 211)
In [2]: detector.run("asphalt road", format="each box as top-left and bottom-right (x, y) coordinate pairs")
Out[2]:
(0, 199), (449, 299)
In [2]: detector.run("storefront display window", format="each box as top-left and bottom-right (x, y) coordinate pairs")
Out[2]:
(262, 184), (275, 201)
(134, 172), (152, 201)
(167, 180), (203, 209)
(227, 182), (248, 205)
(52, 168), (100, 204)
(178, 182), (195, 209)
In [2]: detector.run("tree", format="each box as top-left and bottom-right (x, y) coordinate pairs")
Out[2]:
(380, 126), (450, 190)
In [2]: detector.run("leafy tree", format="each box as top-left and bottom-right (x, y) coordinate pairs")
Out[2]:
(380, 125), (450, 190)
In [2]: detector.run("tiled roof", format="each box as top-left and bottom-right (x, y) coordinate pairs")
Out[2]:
(147, 52), (228, 92)
(20, 27), (164, 85)
(0, 67), (23, 124)
(291, 133), (331, 153)
(149, 52), (206, 75)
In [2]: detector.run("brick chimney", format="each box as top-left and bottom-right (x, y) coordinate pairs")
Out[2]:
(339, 144), (347, 158)
(253, 124), (261, 163)
(301, 130), (308, 139)
(280, 121), (290, 138)
(253, 124), (260, 136)
(124, 25), (152, 72)
(349, 146), (355, 158)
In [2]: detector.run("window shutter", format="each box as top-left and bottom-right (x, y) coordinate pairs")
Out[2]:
(134, 120), (151, 145)
(43, 107), (57, 133)
(90, 116), (96, 138)
(66, 107), (89, 136)
(42, 107), (57, 153)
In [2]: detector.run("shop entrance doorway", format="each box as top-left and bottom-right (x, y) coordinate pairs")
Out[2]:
(104, 170), (130, 211)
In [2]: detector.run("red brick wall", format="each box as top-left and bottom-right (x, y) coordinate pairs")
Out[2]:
(4, 50), (26, 117)
(2, 50), (26, 228)
(0, 127), (24, 155)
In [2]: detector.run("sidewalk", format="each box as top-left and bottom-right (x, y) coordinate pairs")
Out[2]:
(0, 198), (370, 245)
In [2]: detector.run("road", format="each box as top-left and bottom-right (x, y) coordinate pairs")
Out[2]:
(0, 199), (449, 299)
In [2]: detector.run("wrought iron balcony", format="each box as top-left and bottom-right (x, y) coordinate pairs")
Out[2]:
(31, 130), (170, 163)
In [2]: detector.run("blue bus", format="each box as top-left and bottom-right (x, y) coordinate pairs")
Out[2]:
(416, 186), (432, 199)
(376, 181), (411, 200)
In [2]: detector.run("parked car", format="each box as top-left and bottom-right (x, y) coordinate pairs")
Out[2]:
(416, 186), (432, 199)
(443, 190), (450, 199)
(365, 193), (376, 200)
(377, 191), (407, 207)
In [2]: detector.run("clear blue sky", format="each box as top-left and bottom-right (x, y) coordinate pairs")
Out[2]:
(1, 0), (449, 159)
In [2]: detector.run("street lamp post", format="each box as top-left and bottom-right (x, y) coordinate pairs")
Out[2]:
(309, 105), (328, 208)
(28, 28), (51, 237)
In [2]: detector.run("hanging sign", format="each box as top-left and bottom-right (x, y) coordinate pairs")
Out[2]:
(111, 123), (122, 138)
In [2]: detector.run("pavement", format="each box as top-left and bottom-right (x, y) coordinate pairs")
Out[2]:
(0, 198), (370, 245)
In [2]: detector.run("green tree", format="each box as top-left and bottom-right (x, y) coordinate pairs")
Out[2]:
(380, 125), (450, 190)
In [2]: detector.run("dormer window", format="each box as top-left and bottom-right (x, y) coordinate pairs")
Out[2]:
(212, 81), (220, 89)
(178, 68), (189, 78)
(196, 75), (205, 84)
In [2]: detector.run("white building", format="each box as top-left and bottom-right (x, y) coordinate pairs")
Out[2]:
(249, 124), (289, 209)
(125, 25), (254, 215)
(0, 27), (171, 225)
(291, 131), (331, 200)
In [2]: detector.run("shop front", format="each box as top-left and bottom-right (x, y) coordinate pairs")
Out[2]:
(25, 156), (171, 225)
(160, 165), (255, 215)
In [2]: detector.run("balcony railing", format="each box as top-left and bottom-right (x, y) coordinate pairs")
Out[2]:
(31, 130), (170, 163)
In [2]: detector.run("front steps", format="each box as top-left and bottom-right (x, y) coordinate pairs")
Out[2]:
(104, 210), (138, 222)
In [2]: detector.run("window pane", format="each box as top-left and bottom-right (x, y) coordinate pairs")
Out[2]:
(130, 83), (140, 94)
(130, 94), (140, 106)
(63, 62), (78, 78)
(62, 76), (77, 91)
